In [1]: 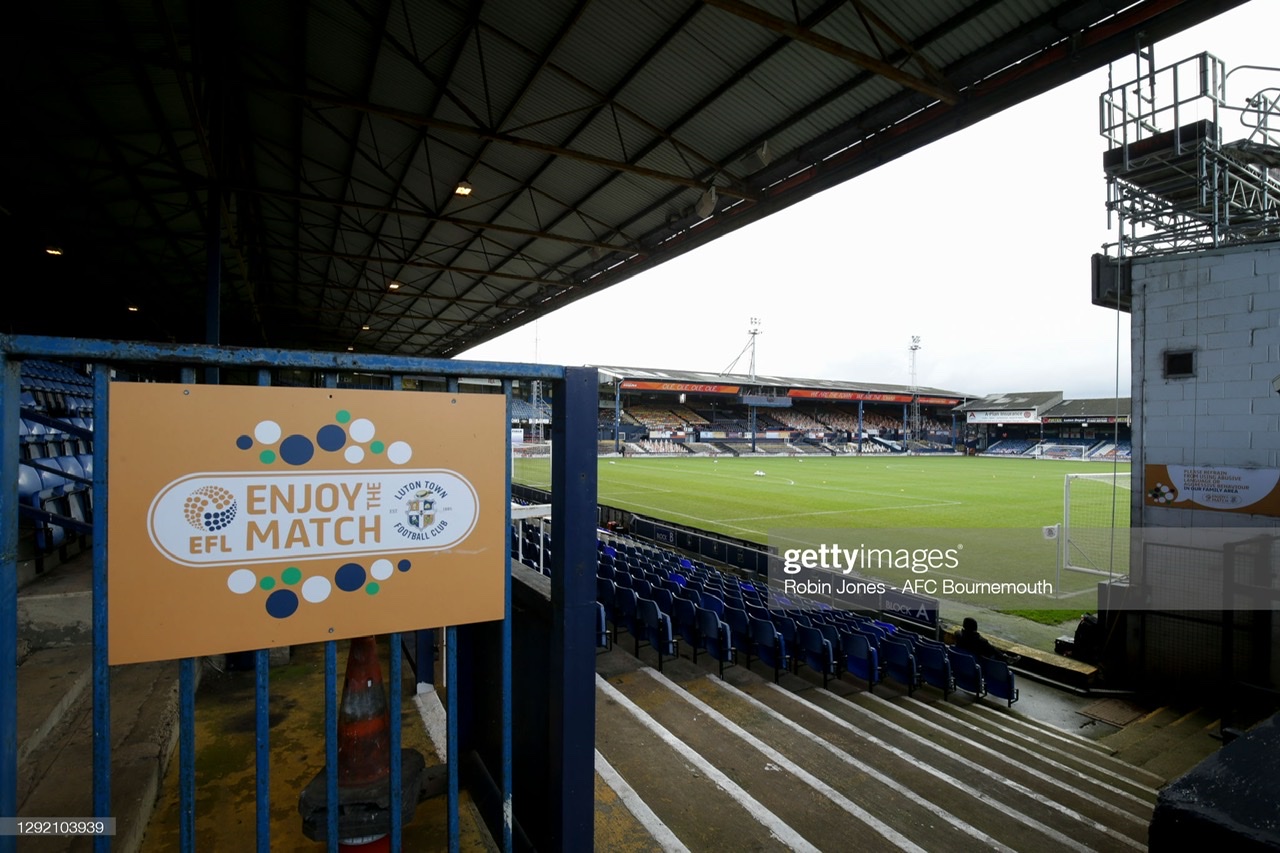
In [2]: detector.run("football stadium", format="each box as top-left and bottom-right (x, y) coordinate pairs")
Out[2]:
(5, 1), (1280, 851)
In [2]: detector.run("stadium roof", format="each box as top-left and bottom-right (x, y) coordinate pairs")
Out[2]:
(958, 391), (1132, 423)
(3, 0), (1248, 357)
(1041, 397), (1132, 422)
(956, 391), (1063, 413)
(595, 366), (966, 401)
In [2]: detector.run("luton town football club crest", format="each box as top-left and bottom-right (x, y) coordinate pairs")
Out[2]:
(407, 490), (436, 528)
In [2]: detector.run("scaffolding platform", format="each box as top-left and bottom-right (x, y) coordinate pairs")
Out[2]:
(1100, 53), (1280, 258)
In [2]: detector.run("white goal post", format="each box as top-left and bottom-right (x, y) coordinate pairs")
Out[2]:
(1063, 471), (1132, 577)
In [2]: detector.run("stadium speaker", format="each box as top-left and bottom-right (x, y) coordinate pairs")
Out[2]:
(1091, 253), (1131, 311)
(695, 186), (717, 219)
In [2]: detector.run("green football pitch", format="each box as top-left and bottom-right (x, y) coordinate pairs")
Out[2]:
(514, 454), (1129, 538)
(514, 454), (1131, 616)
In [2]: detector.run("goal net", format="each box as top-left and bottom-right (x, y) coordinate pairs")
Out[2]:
(1063, 471), (1131, 577)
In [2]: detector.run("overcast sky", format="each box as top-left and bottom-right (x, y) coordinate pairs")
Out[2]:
(461, 3), (1273, 400)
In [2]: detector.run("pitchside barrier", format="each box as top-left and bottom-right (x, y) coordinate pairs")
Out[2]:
(1, 335), (599, 853)
(1063, 471), (1132, 577)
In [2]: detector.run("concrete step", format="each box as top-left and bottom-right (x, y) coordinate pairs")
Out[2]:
(1101, 706), (1222, 782)
(17, 553), (93, 650)
(596, 673), (800, 850)
(887, 693), (1162, 800)
(16, 645), (91, 800)
(17, 658), (181, 853)
(598, 638), (1157, 852)
(677, 670), (1032, 851)
(724, 677), (1114, 852)
(804, 688), (1149, 851)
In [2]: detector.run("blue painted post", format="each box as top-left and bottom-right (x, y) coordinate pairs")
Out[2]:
(180, 362), (198, 852)
(502, 380), (514, 852)
(179, 658), (195, 853)
(548, 367), (598, 848)
(446, 625), (459, 853)
(445, 376), (460, 853)
(414, 630), (434, 687)
(325, 641), (338, 853)
(390, 633), (402, 852)
(91, 363), (111, 853)
(0, 356), (19, 853)
(255, 649), (270, 852)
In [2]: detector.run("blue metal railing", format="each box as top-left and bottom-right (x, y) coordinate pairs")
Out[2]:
(1, 334), (597, 852)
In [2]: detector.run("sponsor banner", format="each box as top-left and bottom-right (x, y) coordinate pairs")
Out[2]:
(1145, 464), (1280, 516)
(787, 389), (912, 403)
(966, 410), (1039, 424)
(1042, 416), (1130, 425)
(620, 381), (740, 394)
(108, 383), (505, 664)
(917, 396), (962, 406)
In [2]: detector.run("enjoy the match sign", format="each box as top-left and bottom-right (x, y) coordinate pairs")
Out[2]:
(107, 383), (506, 664)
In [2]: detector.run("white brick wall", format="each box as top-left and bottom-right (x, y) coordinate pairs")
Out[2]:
(1131, 243), (1280, 529)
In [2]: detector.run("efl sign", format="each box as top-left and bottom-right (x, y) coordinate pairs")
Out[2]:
(107, 383), (506, 664)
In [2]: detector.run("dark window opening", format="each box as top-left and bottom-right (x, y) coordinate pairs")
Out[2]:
(1164, 350), (1195, 378)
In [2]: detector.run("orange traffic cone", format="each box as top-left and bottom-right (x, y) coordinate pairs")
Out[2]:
(337, 636), (391, 852)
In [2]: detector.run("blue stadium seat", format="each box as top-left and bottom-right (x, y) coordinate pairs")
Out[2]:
(720, 605), (750, 656)
(597, 576), (619, 643)
(670, 596), (701, 660)
(979, 656), (1019, 707)
(596, 603), (611, 651)
(638, 597), (677, 672)
(841, 632), (880, 692)
(649, 586), (674, 617)
(747, 617), (789, 683)
(770, 614), (801, 674)
(695, 607), (735, 677)
(880, 638), (919, 696)
(615, 587), (643, 654)
(796, 625), (837, 687)
(947, 648), (986, 699)
(914, 641), (953, 699)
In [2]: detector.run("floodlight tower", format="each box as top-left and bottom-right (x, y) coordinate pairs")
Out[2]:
(722, 318), (764, 452)
(748, 318), (761, 452)
(908, 336), (922, 446)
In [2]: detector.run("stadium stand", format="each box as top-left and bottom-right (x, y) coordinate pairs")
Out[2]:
(15, 361), (97, 573)
(984, 438), (1037, 456)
